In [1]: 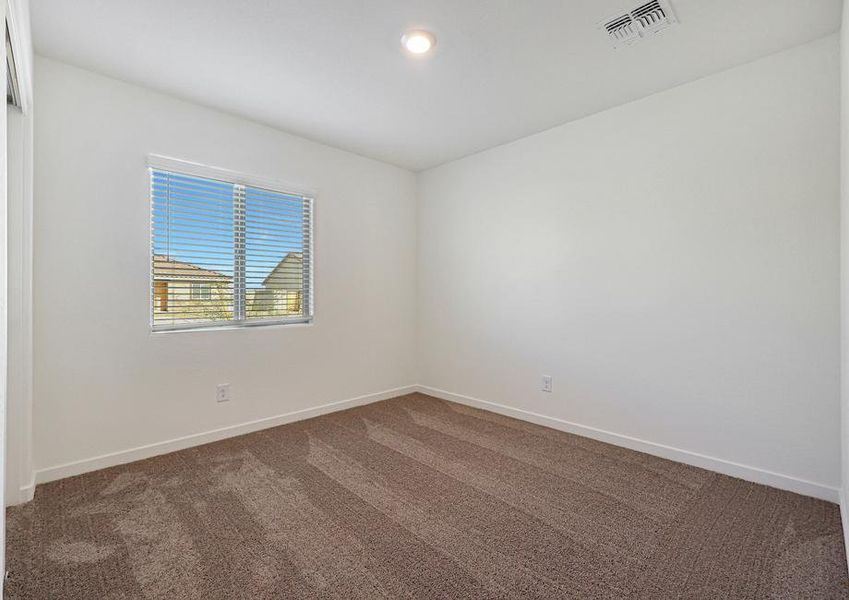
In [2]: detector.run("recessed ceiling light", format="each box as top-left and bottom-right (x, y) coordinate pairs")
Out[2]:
(401, 30), (436, 55)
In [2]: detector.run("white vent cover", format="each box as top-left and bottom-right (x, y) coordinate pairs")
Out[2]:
(601, 0), (677, 49)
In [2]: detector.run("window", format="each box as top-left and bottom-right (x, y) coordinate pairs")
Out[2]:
(190, 283), (212, 301)
(150, 156), (313, 331)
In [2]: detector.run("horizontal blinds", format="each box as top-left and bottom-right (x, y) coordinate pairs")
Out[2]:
(244, 186), (311, 321)
(151, 166), (313, 331)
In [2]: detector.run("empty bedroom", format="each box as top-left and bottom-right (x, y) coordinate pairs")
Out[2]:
(2, 0), (849, 598)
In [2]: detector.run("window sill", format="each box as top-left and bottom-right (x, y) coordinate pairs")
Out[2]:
(150, 318), (314, 335)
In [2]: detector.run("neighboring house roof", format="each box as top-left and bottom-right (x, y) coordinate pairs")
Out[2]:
(262, 252), (303, 289)
(153, 255), (232, 283)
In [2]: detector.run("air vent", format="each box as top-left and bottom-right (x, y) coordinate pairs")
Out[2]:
(601, 0), (677, 49)
(604, 14), (639, 47)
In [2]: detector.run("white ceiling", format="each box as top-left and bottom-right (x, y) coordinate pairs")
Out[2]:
(31, 0), (841, 171)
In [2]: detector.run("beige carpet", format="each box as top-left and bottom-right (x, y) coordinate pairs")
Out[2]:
(5, 393), (848, 599)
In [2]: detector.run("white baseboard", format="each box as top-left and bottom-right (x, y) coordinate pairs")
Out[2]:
(5, 473), (35, 507)
(19, 474), (35, 504)
(30, 383), (840, 505)
(415, 385), (840, 503)
(5, 472), (35, 506)
(35, 385), (418, 485)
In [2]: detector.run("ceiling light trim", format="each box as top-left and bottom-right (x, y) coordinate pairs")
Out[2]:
(401, 30), (436, 55)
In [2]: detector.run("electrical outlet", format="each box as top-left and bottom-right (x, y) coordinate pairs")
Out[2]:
(542, 375), (552, 393)
(217, 384), (231, 403)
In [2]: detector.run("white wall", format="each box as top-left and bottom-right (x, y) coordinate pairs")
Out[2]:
(33, 57), (417, 479)
(418, 35), (841, 498)
(6, 104), (33, 505)
(839, 0), (849, 554)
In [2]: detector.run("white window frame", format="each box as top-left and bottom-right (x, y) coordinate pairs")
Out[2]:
(148, 155), (315, 332)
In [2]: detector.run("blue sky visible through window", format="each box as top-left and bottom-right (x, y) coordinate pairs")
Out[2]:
(152, 170), (305, 288)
